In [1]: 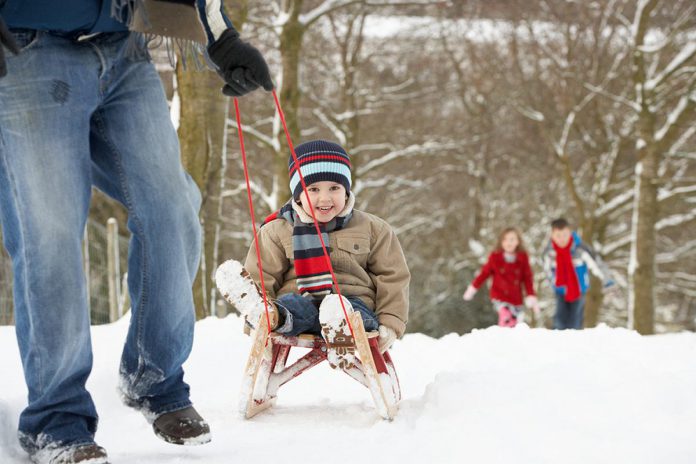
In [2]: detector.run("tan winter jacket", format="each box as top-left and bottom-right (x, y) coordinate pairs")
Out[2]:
(244, 209), (410, 337)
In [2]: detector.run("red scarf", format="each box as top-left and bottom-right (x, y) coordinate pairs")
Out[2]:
(553, 236), (581, 302)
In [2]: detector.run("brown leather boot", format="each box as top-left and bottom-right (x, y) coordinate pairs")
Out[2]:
(152, 406), (211, 445)
(34, 443), (109, 464)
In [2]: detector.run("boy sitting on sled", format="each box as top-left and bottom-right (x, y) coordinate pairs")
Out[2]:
(217, 140), (409, 368)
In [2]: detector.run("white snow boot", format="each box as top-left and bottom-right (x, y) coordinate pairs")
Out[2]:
(215, 259), (278, 330)
(319, 294), (356, 369)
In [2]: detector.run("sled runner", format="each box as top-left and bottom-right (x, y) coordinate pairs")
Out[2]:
(239, 311), (401, 420)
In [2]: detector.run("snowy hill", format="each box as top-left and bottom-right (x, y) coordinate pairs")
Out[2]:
(1, 317), (695, 463)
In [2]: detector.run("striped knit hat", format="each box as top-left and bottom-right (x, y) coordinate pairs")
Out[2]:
(288, 140), (352, 200)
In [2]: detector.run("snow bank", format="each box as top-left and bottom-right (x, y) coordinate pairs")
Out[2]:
(1, 318), (695, 463)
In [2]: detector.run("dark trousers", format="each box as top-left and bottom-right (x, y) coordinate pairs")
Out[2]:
(553, 295), (585, 330)
(275, 293), (379, 336)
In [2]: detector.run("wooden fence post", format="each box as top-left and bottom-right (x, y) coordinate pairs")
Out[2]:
(83, 226), (90, 309)
(107, 218), (121, 322)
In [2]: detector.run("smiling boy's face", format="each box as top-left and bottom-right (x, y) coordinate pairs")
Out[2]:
(298, 181), (347, 222)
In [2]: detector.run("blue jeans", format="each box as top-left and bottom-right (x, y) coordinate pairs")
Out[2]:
(275, 294), (379, 336)
(0, 31), (202, 452)
(553, 295), (585, 330)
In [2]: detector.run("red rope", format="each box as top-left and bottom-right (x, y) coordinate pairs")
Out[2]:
(233, 97), (272, 334)
(271, 90), (354, 337)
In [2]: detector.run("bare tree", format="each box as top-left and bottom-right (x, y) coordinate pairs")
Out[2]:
(626, 0), (695, 334)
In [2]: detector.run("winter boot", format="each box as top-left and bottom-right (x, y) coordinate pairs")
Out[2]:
(319, 294), (356, 369)
(215, 259), (279, 330)
(31, 443), (109, 464)
(152, 406), (211, 446)
(498, 305), (518, 328)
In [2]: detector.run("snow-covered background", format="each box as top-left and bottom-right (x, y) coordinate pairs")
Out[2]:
(2, 316), (695, 463)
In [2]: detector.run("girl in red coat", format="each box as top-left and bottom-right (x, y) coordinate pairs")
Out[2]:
(463, 228), (540, 327)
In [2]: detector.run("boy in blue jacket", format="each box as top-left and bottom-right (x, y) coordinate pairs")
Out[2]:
(543, 218), (614, 330)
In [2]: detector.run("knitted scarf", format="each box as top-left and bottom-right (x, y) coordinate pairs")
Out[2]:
(262, 194), (354, 300)
(553, 236), (581, 302)
(111, 0), (208, 64)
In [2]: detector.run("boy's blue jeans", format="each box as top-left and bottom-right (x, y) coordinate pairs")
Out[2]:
(553, 295), (585, 330)
(0, 31), (201, 452)
(275, 293), (379, 336)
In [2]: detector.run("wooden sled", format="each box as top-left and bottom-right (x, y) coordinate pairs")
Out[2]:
(240, 312), (401, 421)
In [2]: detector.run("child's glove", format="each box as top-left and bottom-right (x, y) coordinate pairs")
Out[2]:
(462, 285), (477, 301)
(378, 325), (397, 353)
(525, 295), (541, 314)
(0, 14), (21, 78)
(207, 27), (274, 97)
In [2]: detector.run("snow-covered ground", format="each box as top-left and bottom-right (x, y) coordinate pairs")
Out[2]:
(1, 316), (695, 463)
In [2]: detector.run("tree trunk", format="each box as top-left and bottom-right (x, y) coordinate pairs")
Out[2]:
(627, 1), (659, 335)
(582, 217), (608, 328)
(275, 0), (305, 208)
(628, 151), (658, 334)
(584, 276), (602, 328)
(176, 65), (228, 320)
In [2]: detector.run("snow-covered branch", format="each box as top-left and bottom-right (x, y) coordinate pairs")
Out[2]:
(220, 183), (248, 199)
(583, 83), (641, 112)
(632, 0), (658, 48)
(644, 42), (696, 92)
(655, 91), (696, 148)
(603, 234), (632, 256)
(312, 108), (347, 146)
(515, 105), (545, 122)
(356, 141), (460, 176)
(354, 176), (428, 195)
(226, 118), (280, 152)
(300, 0), (362, 27)
(656, 272), (696, 287)
(656, 239), (696, 264)
(300, 0), (443, 27)
(656, 209), (696, 230)
(595, 189), (634, 218)
(658, 184), (696, 202)
(224, 178), (276, 213)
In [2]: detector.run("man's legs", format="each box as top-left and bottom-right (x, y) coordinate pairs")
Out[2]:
(0, 31), (100, 452)
(86, 33), (202, 417)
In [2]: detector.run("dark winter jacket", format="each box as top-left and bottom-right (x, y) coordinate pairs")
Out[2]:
(471, 251), (536, 306)
(542, 232), (614, 298)
(0, 0), (230, 45)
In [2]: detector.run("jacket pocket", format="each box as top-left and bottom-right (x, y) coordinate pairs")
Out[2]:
(335, 236), (370, 269)
(281, 237), (293, 260)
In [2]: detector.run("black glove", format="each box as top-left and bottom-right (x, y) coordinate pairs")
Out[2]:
(207, 28), (273, 97)
(0, 14), (20, 78)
